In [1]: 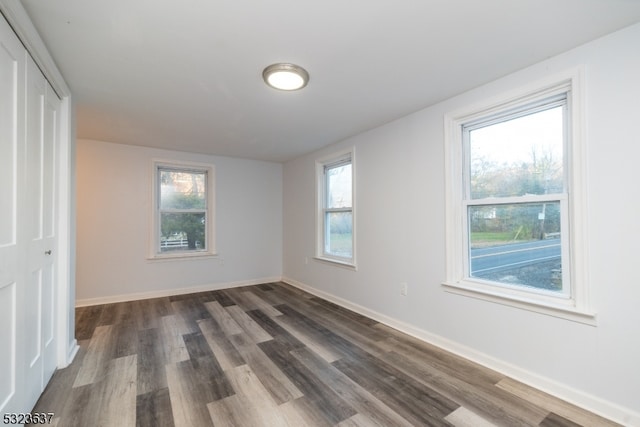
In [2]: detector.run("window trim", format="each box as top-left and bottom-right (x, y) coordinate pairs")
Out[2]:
(442, 69), (596, 324)
(315, 148), (356, 269)
(149, 159), (216, 260)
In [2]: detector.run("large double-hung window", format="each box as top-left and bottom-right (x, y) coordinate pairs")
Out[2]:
(444, 73), (594, 323)
(464, 94), (568, 293)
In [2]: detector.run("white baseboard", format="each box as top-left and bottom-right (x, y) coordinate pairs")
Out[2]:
(75, 276), (282, 307)
(281, 276), (639, 427)
(65, 340), (80, 367)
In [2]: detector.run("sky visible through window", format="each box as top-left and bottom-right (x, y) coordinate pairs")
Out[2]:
(470, 107), (563, 170)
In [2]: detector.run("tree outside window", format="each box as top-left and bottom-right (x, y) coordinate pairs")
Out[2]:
(157, 167), (208, 253)
(463, 97), (568, 294)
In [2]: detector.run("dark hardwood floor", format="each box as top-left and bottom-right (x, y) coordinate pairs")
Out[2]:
(33, 282), (618, 426)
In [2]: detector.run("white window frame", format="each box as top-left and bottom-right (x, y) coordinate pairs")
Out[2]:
(315, 148), (356, 269)
(149, 159), (216, 260)
(443, 69), (595, 324)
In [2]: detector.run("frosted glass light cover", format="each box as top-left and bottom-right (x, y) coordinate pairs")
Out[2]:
(263, 63), (309, 91)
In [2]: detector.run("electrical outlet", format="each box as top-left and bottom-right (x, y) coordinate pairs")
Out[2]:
(400, 282), (408, 296)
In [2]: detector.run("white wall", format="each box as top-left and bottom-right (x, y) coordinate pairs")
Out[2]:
(283, 23), (640, 424)
(76, 139), (282, 304)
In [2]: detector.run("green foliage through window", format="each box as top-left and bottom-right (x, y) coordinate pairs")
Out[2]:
(158, 168), (207, 252)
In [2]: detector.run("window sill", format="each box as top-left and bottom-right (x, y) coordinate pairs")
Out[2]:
(442, 280), (597, 326)
(313, 256), (357, 271)
(147, 251), (219, 262)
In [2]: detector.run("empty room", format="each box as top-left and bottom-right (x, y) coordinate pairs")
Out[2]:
(1, 0), (640, 425)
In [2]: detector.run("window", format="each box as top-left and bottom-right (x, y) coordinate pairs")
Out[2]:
(465, 96), (568, 293)
(444, 72), (594, 323)
(316, 150), (355, 266)
(150, 160), (215, 259)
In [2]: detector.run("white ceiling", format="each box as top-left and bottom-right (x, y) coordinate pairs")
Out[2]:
(20, 0), (640, 162)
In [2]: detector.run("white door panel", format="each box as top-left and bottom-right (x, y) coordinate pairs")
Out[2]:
(26, 55), (46, 395)
(26, 270), (42, 368)
(42, 83), (60, 385)
(1, 14), (60, 415)
(0, 282), (17, 412)
(42, 263), (56, 384)
(0, 27), (18, 249)
(25, 55), (46, 407)
(0, 14), (25, 415)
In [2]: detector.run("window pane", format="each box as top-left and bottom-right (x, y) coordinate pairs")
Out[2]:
(325, 211), (352, 258)
(160, 169), (206, 209)
(160, 212), (206, 252)
(327, 164), (352, 208)
(469, 202), (562, 291)
(468, 106), (564, 199)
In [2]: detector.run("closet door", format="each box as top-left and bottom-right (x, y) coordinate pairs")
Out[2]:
(0, 15), (60, 415)
(24, 56), (59, 408)
(0, 15), (26, 415)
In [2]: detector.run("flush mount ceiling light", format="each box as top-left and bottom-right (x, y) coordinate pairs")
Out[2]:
(262, 63), (309, 91)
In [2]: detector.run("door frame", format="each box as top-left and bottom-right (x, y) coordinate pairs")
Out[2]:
(0, 1), (78, 368)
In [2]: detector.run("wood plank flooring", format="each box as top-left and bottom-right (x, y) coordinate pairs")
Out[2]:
(32, 282), (618, 426)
